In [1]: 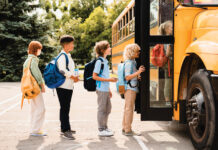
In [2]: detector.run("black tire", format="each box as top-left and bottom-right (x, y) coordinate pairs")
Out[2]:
(186, 70), (217, 150)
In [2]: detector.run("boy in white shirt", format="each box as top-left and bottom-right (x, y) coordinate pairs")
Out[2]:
(56, 35), (79, 140)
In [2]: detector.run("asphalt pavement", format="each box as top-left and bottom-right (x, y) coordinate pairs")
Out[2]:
(0, 82), (195, 150)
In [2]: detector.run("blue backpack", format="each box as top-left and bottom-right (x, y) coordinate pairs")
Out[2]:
(83, 58), (104, 91)
(44, 53), (69, 89)
(116, 61), (136, 99)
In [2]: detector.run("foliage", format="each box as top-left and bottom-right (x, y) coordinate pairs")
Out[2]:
(0, 0), (57, 81)
(0, 0), (131, 81)
(69, 0), (106, 22)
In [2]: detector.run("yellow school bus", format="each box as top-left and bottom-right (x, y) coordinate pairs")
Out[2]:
(112, 0), (218, 149)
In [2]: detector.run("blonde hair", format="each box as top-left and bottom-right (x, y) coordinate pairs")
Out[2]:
(158, 20), (172, 35)
(94, 40), (109, 57)
(123, 43), (140, 61)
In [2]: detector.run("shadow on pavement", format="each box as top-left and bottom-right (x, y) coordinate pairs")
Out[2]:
(42, 135), (81, 150)
(16, 135), (45, 150)
(139, 121), (194, 150)
(87, 136), (136, 150)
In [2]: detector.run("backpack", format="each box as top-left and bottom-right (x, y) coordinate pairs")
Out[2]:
(151, 44), (168, 67)
(116, 61), (137, 99)
(43, 53), (69, 89)
(21, 58), (41, 109)
(84, 58), (104, 91)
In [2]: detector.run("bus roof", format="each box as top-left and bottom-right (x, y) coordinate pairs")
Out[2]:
(112, 0), (135, 27)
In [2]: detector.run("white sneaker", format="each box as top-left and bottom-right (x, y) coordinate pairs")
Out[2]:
(98, 130), (114, 137)
(105, 128), (114, 134)
(30, 132), (47, 137)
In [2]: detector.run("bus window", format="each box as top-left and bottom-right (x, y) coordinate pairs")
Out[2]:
(150, 0), (173, 35)
(119, 21), (122, 40)
(116, 24), (119, 42)
(130, 8), (132, 20)
(123, 16), (126, 38)
(182, 0), (192, 4)
(126, 13), (129, 36)
(132, 6), (135, 32)
(193, 0), (218, 5)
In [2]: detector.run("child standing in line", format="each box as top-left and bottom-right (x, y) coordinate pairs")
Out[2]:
(23, 41), (46, 136)
(56, 35), (79, 140)
(93, 41), (117, 137)
(122, 44), (145, 136)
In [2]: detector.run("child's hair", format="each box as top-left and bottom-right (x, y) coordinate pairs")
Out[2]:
(28, 41), (42, 55)
(60, 35), (74, 47)
(123, 43), (140, 61)
(158, 20), (172, 35)
(94, 40), (110, 57)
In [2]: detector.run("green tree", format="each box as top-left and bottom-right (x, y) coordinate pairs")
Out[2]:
(69, 0), (106, 22)
(80, 7), (108, 61)
(0, 0), (57, 81)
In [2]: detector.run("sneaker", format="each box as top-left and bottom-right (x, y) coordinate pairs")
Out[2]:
(30, 132), (47, 137)
(61, 130), (76, 135)
(62, 131), (75, 140)
(166, 102), (172, 107)
(98, 130), (114, 137)
(123, 131), (141, 136)
(105, 128), (114, 134)
(122, 129), (125, 134)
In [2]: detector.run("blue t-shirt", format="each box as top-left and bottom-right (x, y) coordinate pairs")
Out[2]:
(93, 57), (110, 92)
(125, 60), (138, 92)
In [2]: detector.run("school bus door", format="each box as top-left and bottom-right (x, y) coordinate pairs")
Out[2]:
(135, 0), (174, 121)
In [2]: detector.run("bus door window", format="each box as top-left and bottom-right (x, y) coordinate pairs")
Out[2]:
(150, 0), (173, 35)
(149, 0), (173, 108)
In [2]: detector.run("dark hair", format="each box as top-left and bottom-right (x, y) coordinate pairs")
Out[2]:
(60, 35), (74, 47)
(28, 41), (42, 55)
(94, 41), (110, 57)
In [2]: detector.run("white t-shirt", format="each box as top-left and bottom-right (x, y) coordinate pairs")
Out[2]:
(57, 50), (75, 90)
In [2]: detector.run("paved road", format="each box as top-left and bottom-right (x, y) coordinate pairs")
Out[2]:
(0, 82), (195, 150)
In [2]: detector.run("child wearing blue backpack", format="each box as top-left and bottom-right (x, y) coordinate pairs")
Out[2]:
(56, 35), (79, 140)
(92, 41), (117, 137)
(122, 44), (145, 136)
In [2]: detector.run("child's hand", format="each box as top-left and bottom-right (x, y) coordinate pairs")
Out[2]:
(138, 65), (145, 74)
(138, 75), (141, 81)
(41, 86), (45, 93)
(109, 91), (112, 98)
(109, 77), (118, 82)
(71, 76), (79, 82)
(74, 77), (79, 83)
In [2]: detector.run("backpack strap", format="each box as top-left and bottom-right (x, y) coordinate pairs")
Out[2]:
(21, 58), (33, 109)
(55, 53), (69, 71)
(97, 57), (104, 75)
(21, 94), (24, 109)
(27, 57), (33, 69)
(124, 60), (138, 88)
(96, 57), (105, 89)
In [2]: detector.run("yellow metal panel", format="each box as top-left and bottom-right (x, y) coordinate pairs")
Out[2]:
(112, 37), (135, 73)
(173, 73), (180, 121)
(186, 30), (218, 72)
(174, 6), (202, 121)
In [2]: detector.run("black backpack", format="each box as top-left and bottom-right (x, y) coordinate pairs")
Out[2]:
(84, 58), (104, 91)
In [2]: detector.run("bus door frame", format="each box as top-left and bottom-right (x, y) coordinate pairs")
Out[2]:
(135, 0), (174, 121)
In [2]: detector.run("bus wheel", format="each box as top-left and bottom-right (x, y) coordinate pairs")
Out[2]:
(186, 70), (216, 150)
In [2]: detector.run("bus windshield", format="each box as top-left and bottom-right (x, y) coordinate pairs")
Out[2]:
(193, 0), (218, 5)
